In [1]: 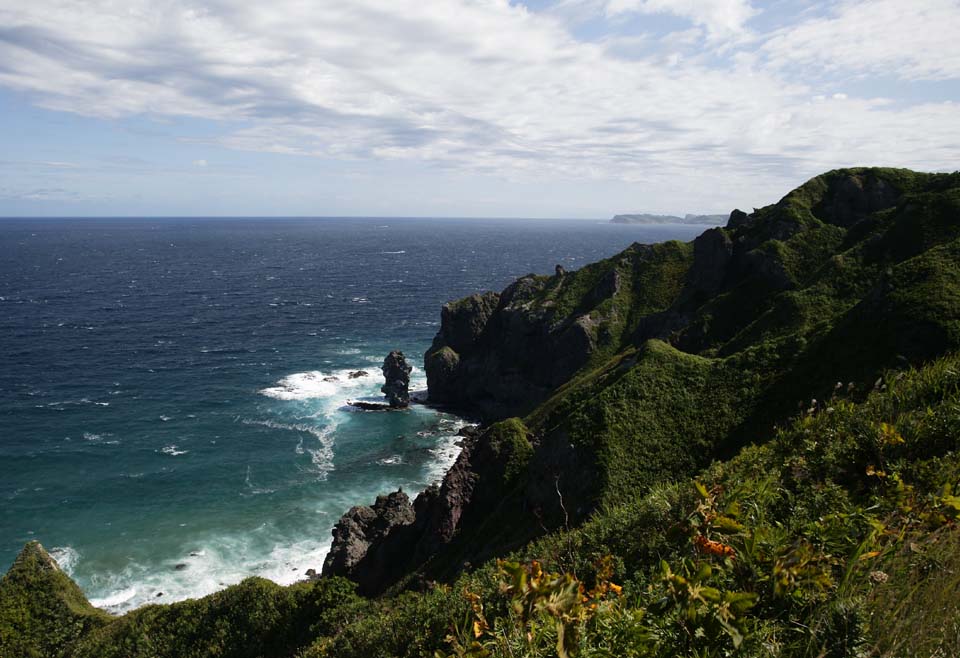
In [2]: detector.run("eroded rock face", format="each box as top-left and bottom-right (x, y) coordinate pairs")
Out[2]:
(321, 490), (415, 579)
(813, 173), (901, 227)
(424, 272), (614, 420)
(686, 227), (733, 299)
(381, 350), (412, 407)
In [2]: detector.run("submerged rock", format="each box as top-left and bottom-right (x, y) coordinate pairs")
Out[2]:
(381, 350), (412, 408)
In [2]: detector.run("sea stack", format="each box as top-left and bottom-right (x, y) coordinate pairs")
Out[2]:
(381, 350), (412, 408)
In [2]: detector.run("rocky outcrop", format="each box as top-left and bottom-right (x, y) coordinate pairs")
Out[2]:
(321, 490), (415, 581)
(424, 243), (692, 420)
(381, 350), (412, 407)
(332, 167), (958, 596)
(319, 426), (483, 595)
(812, 172), (901, 227)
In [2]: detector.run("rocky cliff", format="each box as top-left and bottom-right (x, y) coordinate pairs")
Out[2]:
(338, 167), (960, 594)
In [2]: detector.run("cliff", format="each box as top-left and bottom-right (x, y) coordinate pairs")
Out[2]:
(358, 167), (960, 592)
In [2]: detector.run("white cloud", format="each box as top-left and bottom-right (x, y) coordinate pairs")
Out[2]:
(192, 159), (209, 167)
(0, 0), (956, 213)
(605, 0), (758, 40)
(762, 0), (960, 81)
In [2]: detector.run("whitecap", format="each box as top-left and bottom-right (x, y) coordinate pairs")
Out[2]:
(49, 546), (80, 575)
(380, 250), (406, 254)
(377, 455), (403, 465)
(241, 418), (335, 477)
(161, 445), (188, 456)
(90, 587), (137, 608)
(425, 419), (473, 485)
(259, 371), (337, 400)
(82, 533), (332, 614)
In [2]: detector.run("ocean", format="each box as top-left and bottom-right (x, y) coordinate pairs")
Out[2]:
(0, 217), (704, 612)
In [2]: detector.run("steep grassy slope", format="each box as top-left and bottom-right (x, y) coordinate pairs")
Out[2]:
(390, 168), (960, 581)
(306, 350), (960, 658)
(0, 542), (110, 658)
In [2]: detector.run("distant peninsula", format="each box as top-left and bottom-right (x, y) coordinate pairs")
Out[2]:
(610, 212), (726, 225)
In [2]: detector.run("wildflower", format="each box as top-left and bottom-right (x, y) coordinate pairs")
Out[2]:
(869, 570), (889, 584)
(694, 535), (736, 558)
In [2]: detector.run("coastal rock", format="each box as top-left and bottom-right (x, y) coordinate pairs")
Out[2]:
(322, 427), (483, 594)
(726, 208), (750, 230)
(381, 350), (412, 408)
(321, 490), (415, 579)
(685, 227), (733, 299)
(348, 370), (368, 379)
(812, 172), (901, 227)
(425, 245), (685, 419)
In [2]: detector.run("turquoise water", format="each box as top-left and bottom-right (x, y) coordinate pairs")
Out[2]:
(0, 217), (704, 611)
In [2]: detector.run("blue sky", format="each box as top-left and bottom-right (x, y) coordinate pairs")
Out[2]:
(0, 0), (958, 217)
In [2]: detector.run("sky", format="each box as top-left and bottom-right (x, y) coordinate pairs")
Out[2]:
(0, 0), (958, 218)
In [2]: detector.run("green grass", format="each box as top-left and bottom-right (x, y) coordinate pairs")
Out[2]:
(0, 542), (111, 658)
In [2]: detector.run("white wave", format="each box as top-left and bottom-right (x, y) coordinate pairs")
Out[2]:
(243, 465), (276, 496)
(159, 415), (172, 422)
(82, 532), (333, 614)
(49, 545), (80, 575)
(425, 419), (473, 485)
(161, 445), (188, 456)
(377, 455), (403, 465)
(260, 368), (379, 402)
(89, 587), (137, 608)
(380, 250), (406, 254)
(83, 432), (102, 442)
(241, 417), (336, 478)
(259, 371), (338, 400)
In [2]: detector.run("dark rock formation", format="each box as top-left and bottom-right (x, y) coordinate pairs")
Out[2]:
(726, 208), (751, 230)
(348, 370), (368, 379)
(424, 242), (692, 419)
(685, 227), (733, 299)
(381, 350), (412, 407)
(812, 172), (901, 227)
(321, 490), (415, 583)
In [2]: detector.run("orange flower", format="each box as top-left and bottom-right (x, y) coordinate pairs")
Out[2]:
(695, 535), (736, 558)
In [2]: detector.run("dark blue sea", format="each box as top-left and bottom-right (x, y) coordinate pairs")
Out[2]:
(0, 217), (703, 611)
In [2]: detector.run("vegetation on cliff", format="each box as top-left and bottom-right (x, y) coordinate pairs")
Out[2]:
(2, 167), (959, 658)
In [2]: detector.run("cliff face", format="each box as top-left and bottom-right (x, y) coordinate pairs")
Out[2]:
(341, 167), (960, 593)
(425, 240), (694, 420)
